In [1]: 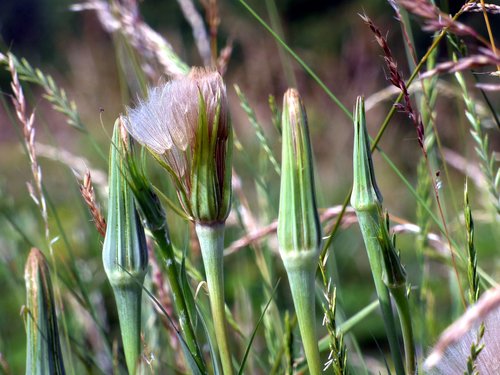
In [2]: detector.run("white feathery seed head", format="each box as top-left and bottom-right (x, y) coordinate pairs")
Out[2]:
(125, 67), (227, 176)
(124, 67), (231, 223)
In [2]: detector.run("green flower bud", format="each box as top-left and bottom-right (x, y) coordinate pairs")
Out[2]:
(277, 88), (322, 375)
(124, 68), (232, 225)
(277, 88), (321, 258)
(350, 96), (383, 213)
(103, 123), (148, 374)
(24, 247), (66, 375)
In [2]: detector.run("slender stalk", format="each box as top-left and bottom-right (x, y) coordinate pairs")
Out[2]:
(195, 223), (233, 375)
(355, 212), (405, 375)
(112, 284), (143, 374)
(282, 252), (322, 375)
(151, 228), (206, 372)
(391, 284), (416, 374)
(352, 97), (405, 375)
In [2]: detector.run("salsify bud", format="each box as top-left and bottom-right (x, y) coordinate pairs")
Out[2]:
(24, 247), (66, 375)
(124, 67), (232, 225)
(277, 88), (322, 375)
(278, 88), (321, 258)
(103, 123), (148, 375)
(350, 96), (383, 213)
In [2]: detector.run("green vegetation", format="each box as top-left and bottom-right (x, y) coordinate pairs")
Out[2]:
(0, 0), (499, 374)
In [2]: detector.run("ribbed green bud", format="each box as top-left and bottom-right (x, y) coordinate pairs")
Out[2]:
(277, 88), (322, 375)
(350, 96), (383, 213)
(103, 123), (148, 375)
(278, 88), (321, 257)
(24, 247), (66, 375)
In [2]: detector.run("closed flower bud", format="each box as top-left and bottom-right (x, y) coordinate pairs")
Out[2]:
(124, 67), (232, 225)
(24, 247), (66, 375)
(278, 88), (321, 258)
(350, 96), (383, 213)
(277, 88), (322, 375)
(103, 123), (148, 374)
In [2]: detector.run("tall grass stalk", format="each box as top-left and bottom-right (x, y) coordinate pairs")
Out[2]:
(7, 54), (77, 374)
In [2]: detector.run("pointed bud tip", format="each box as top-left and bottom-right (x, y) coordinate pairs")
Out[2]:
(284, 88), (301, 107)
(351, 96), (383, 212)
(25, 247), (47, 282)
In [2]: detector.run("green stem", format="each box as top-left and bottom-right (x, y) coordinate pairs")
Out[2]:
(152, 228), (206, 373)
(282, 251), (322, 375)
(356, 211), (405, 375)
(391, 285), (416, 374)
(112, 283), (142, 374)
(195, 223), (234, 375)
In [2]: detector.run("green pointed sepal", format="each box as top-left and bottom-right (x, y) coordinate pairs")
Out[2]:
(24, 247), (66, 375)
(379, 213), (407, 290)
(118, 117), (168, 233)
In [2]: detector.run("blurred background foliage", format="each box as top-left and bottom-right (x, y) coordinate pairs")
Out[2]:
(0, 0), (498, 373)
